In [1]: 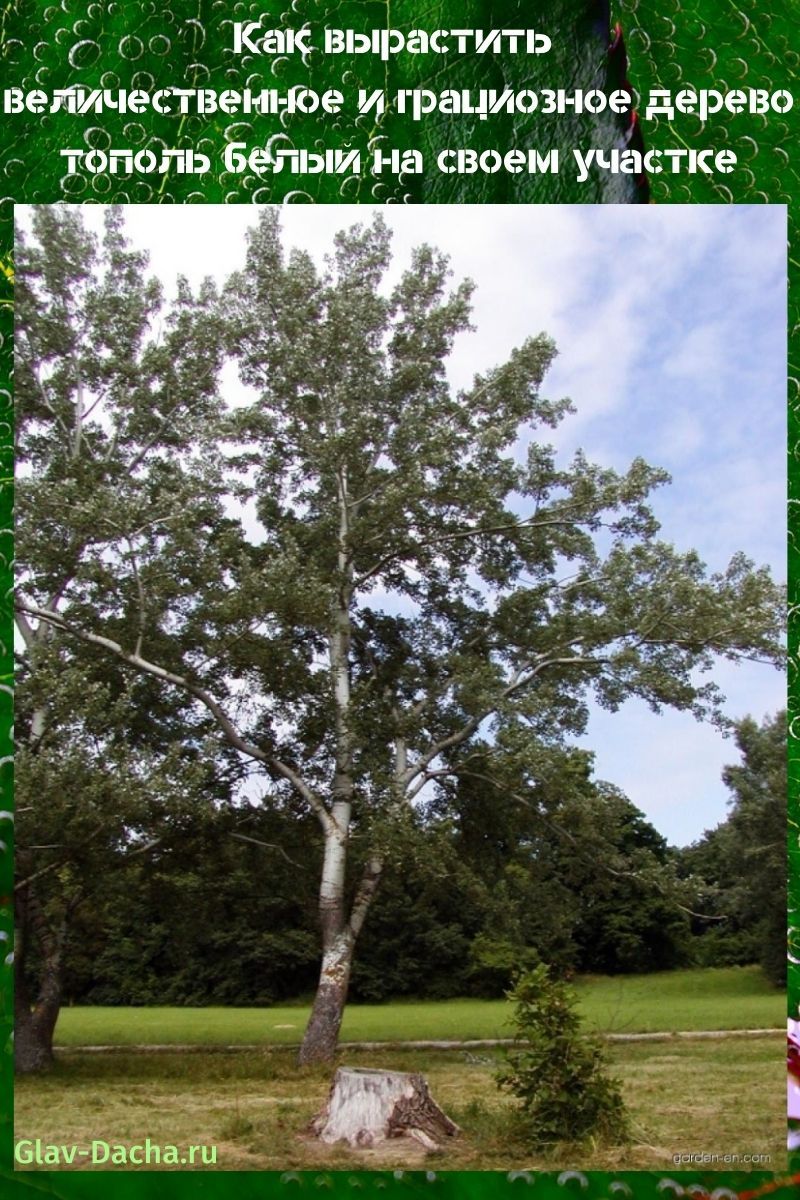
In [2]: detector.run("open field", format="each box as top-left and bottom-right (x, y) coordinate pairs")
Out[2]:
(53, 967), (785, 1048)
(16, 1036), (784, 1172)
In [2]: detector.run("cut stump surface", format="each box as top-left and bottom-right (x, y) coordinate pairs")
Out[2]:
(310, 1066), (460, 1150)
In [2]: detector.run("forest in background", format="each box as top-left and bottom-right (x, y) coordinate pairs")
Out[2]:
(39, 709), (786, 1009)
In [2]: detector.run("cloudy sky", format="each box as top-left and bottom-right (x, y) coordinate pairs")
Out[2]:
(73, 203), (787, 846)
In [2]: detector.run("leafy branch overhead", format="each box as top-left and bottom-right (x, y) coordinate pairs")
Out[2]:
(15, 207), (785, 1065)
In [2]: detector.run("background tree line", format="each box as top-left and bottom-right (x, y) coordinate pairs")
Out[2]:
(31, 710), (785, 1011)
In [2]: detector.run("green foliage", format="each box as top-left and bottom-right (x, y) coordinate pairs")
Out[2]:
(60, 772), (694, 1007)
(350, 823), (482, 1001)
(567, 787), (691, 975)
(466, 934), (540, 998)
(689, 926), (761, 971)
(438, 744), (691, 985)
(496, 965), (630, 1148)
(722, 712), (787, 986)
(678, 712), (786, 986)
(62, 803), (323, 1007)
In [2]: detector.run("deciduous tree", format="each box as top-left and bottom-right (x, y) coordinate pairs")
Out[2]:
(15, 205), (228, 1071)
(17, 208), (785, 1067)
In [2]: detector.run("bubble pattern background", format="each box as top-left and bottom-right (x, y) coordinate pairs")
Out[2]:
(0, 0), (642, 210)
(0, 0), (797, 1196)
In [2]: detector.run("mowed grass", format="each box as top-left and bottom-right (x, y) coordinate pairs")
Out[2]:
(15, 1037), (784, 1171)
(54, 967), (784, 1048)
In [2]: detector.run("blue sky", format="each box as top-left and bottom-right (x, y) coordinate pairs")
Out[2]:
(68, 203), (787, 847)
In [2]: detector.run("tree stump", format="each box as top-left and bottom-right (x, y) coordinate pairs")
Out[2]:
(309, 1067), (460, 1150)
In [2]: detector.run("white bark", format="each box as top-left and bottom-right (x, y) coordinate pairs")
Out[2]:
(310, 1067), (459, 1150)
(319, 807), (349, 936)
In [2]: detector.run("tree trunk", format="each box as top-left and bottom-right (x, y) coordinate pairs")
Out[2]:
(14, 889), (66, 1074)
(298, 850), (384, 1066)
(15, 994), (58, 1074)
(310, 1067), (460, 1150)
(300, 481), (359, 1068)
(298, 933), (354, 1066)
(298, 472), (387, 1067)
(15, 942), (61, 1074)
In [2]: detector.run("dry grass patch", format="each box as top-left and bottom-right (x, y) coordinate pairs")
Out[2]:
(609, 1037), (784, 1169)
(15, 1037), (784, 1172)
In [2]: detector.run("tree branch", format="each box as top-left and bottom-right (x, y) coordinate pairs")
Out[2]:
(21, 348), (72, 441)
(14, 610), (37, 653)
(229, 832), (306, 869)
(354, 509), (594, 590)
(455, 767), (729, 921)
(124, 397), (213, 475)
(124, 537), (147, 659)
(403, 652), (607, 790)
(15, 861), (66, 892)
(15, 599), (333, 835)
(348, 854), (383, 940)
(71, 371), (85, 461)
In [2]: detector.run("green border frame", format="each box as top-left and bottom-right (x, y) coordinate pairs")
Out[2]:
(1, 0), (797, 1196)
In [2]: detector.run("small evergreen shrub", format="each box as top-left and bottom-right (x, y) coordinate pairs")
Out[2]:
(495, 964), (630, 1147)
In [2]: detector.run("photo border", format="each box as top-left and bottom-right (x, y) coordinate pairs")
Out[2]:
(0, 0), (797, 1195)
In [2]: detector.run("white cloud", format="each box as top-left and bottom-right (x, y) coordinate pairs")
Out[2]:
(662, 321), (728, 381)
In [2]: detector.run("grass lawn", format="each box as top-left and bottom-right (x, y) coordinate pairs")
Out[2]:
(54, 967), (785, 1048)
(15, 1036), (784, 1171)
